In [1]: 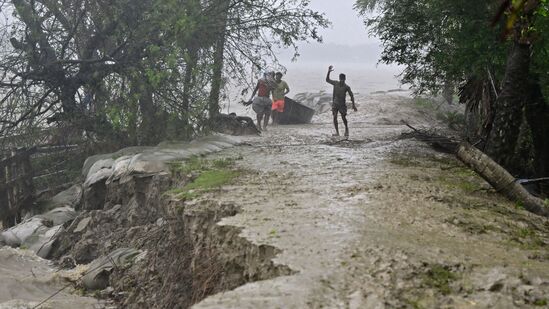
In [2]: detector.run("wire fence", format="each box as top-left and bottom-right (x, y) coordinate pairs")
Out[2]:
(0, 143), (85, 228)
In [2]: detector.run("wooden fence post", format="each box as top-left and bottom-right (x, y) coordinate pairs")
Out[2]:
(0, 153), (8, 228)
(0, 148), (36, 228)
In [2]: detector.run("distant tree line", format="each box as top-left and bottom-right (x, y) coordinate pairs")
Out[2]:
(0, 0), (327, 148)
(356, 0), (549, 186)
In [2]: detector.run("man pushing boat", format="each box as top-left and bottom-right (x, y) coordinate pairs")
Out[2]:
(249, 72), (276, 131)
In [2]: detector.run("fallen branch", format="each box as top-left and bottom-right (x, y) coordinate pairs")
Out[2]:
(401, 121), (458, 153)
(402, 121), (549, 217)
(456, 142), (549, 217)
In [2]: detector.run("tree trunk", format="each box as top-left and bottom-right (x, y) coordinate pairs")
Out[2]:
(456, 142), (549, 217)
(486, 42), (531, 173)
(182, 48), (198, 138)
(60, 84), (78, 114)
(182, 49), (197, 113)
(442, 81), (454, 105)
(525, 75), (549, 190)
(136, 79), (158, 145)
(208, 1), (229, 119)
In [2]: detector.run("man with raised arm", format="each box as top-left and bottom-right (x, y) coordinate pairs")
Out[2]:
(326, 65), (357, 137)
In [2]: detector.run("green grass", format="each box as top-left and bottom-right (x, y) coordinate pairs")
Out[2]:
(436, 111), (466, 129)
(405, 299), (425, 309)
(169, 156), (241, 175)
(184, 169), (239, 191)
(111, 153), (125, 160)
(456, 181), (479, 192)
(166, 157), (241, 200)
(454, 167), (477, 178)
(422, 265), (458, 295)
(516, 227), (535, 238)
(390, 156), (417, 167)
(515, 201), (526, 210)
(414, 97), (437, 109)
(438, 175), (481, 193)
(212, 157), (237, 169)
(534, 299), (548, 306)
(429, 155), (458, 167)
(508, 224), (547, 250)
(169, 156), (208, 174)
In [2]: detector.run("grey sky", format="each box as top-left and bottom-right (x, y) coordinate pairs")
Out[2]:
(272, 1), (404, 95)
(305, 0), (376, 46)
(277, 0), (384, 65)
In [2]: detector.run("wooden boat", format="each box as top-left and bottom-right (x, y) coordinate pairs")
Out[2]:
(278, 97), (315, 124)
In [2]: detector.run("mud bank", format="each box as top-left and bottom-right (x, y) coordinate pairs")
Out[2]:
(50, 167), (291, 308)
(1, 135), (292, 308)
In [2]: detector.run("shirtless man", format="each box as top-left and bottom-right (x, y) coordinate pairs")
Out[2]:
(326, 65), (357, 137)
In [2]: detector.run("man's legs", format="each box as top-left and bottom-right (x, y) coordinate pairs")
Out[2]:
(256, 112), (263, 130)
(341, 114), (349, 137)
(263, 112), (270, 130)
(271, 110), (277, 125)
(271, 99), (283, 125)
(332, 110), (339, 136)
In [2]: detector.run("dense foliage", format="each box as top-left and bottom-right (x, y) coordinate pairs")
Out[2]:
(356, 0), (549, 183)
(355, 0), (509, 92)
(0, 0), (327, 147)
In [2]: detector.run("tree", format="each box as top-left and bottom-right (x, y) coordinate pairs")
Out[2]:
(0, 0), (327, 149)
(205, 0), (329, 118)
(486, 0), (549, 177)
(356, 0), (549, 183)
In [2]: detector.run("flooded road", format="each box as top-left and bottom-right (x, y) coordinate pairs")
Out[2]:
(196, 94), (549, 308)
(1, 93), (547, 309)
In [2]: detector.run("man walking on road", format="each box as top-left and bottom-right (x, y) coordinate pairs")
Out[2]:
(249, 72), (276, 131)
(326, 65), (357, 137)
(271, 72), (290, 125)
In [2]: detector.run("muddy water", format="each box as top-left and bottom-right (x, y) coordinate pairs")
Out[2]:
(194, 94), (417, 308)
(195, 94), (549, 308)
(0, 247), (101, 309)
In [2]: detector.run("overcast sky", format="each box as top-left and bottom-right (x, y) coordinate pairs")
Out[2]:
(305, 0), (376, 46)
(228, 1), (403, 111)
(277, 0), (384, 65)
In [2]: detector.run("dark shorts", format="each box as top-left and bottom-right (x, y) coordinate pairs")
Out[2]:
(332, 103), (347, 116)
(252, 97), (272, 116)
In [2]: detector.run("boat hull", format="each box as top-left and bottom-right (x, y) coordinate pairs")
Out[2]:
(278, 97), (315, 125)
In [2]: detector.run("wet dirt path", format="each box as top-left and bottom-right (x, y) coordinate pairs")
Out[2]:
(0, 247), (102, 309)
(195, 95), (549, 309)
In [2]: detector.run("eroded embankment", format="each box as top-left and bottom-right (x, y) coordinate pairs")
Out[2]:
(0, 136), (293, 308)
(49, 158), (292, 308)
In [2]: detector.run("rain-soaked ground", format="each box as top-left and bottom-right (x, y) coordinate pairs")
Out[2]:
(196, 94), (549, 308)
(1, 93), (548, 308)
(0, 247), (102, 309)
